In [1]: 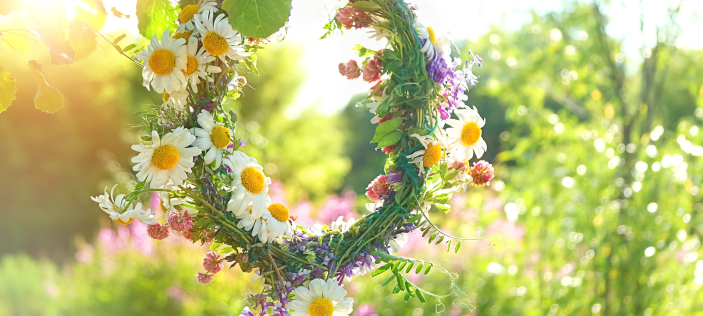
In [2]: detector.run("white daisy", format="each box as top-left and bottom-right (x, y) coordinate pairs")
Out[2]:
(177, 0), (218, 33)
(192, 110), (233, 169)
(161, 84), (189, 111)
(406, 134), (444, 175)
(330, 216), (356, 233)
(193, 11), (250, 62)
(132, 127), (202, 188)
(237, 206), (268, 242)
(183, 37), (222, 93)
(135, 30), (187, 94)
(389, 233), (408, 253)
(261, 201), (295, 242)
(224, 151), (271, 220)
(445, 106), (487, 160)
(415, 22), (451, 61)
(289, 278), (354, 316)
(91, 185), (157, 225)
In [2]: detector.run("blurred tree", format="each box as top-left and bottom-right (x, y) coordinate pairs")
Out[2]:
(450, 1), (703, 315)
(226, 44), (351, 201)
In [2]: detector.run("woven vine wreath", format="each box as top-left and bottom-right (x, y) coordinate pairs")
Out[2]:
(91, 0), (498, 315)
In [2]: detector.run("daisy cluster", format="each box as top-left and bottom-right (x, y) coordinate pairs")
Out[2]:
(91, 0), (496, 315)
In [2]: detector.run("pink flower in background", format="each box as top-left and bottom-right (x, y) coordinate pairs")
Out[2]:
(167, 286), (186, 301)
(318, 191), (357, 224)
(485, 219), (525, 241)
(335, 7), (372, 30)
(130, 221), (154, 255)
(365, 174), (390, 202)
(362, 58), (383, 83)
(74, 245), (94, 263)
(268, 181), (288, 205)
(196, 272), (214, 284)
(203, 251), (224, 274)
(168, 210), (193, 233)
(147, 223), (170, 240)
(290, 201), (314, 226)
(483, 197), (504, 212)
(355, 304), (379, 316)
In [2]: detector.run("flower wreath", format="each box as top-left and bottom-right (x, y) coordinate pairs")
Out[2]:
(91, 0), (499, 315)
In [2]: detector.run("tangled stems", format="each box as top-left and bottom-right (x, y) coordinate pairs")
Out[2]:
(182, 187), (327, 271)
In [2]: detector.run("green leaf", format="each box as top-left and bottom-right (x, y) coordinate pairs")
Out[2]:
(29, 28), (75, 65)
(392, 284), (401, 294)
(435, 203), (451, 214)
(446, 239), (452, 252)
(222, 0), (292, 39)
(428, 233), (436, 244)
(371, 263), (392, 277)
(218, 246), (233, 254)
(209, 241), (223, 250)
(68, 21), (98, 60)
(415, 262), (423, 274)
(398, 261), (407, 271)
(435, 235), (445, 245)
(392, 261), (400, 270)
(397, 275), (405, 291)
(424, 263), (433, 275)
(405, 281), (413, 293)
(405, 261), (415, 273)
(422, 229), (431, 237)
(455, 241), (461, 253)
(381, 275), (395, 287)
(0, 67), (17, 114)
(407, 128), (429, 136)
(136, 0), (178, 39)
(27, 61), (64, 113)
(416, 289), (426, 303)
(372, 117), (403, 142)
(376, 131), (402, 149)
(403, 291), (411, 302)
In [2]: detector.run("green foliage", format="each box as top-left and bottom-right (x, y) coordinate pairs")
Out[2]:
(222, 0), (292, 39)
(136, 0), (178, 39)
(0, 68), (16, 113)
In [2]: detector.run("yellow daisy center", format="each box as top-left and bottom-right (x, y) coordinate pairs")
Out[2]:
(113, 218), (135, 225)
(426, 26), (437, 44)
(148, 49), (177, 76)
(202, 32), (229, 56)
(210, 126), (231, 149)
(241, 166), (265, 194)
(172, 31), (193, 40)
(183, 56), (198, 75)
(461, 122), (482, 146)
(308, 297), (334, 316)
(163, 92), (170, 102)
(422, 142), (442, 167)
(179, 4), (200, 23)
(267, 203), (290, 222)
(151, 144), (180, 170)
